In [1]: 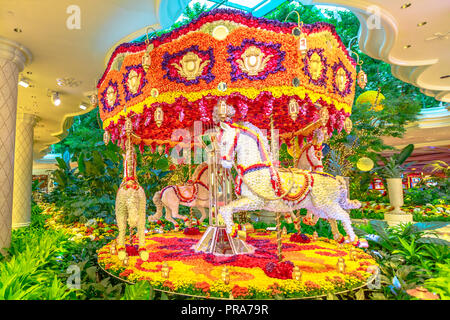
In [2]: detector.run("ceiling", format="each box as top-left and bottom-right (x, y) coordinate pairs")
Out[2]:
(0, 0), (169, 158)
(301, 0), (450, 102)
(1, 0), (449, 163)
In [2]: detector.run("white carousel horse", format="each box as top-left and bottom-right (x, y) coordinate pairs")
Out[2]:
(115, 138), (148, 260)
(217, 121), (363, 245)
(150, 163), (209, 228)
(296, 128), (344, 242)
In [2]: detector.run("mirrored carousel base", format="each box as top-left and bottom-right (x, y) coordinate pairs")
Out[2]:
(192, 225), (255, 256)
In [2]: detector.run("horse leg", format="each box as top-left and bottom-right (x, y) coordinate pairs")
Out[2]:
(327, 205), (356, 243)
(328, 218), (344, 242)
(149, 191), (164, 221)
(219, 197), (263, 234)
(164, 206), (180, 229)
(198, 207), (207, 223)
(116, 191), (128, 260)
(169, 200), (186, 222)
(138, 189), (149, 260)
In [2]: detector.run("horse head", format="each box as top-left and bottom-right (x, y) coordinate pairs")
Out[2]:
(218, 122), (238, 169)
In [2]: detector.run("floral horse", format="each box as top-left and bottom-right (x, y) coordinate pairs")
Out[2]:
(296, 127), (345, 242)
(218, 121), (364, 246)
(114, 121), (148, 261)
(150, 163), (209, 228)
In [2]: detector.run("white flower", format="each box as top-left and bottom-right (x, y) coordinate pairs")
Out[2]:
(365, 234), (380, 242)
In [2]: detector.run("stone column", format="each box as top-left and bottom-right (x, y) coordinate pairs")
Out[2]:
(0, 37), (32, 254)
(12, 113), (37, 228)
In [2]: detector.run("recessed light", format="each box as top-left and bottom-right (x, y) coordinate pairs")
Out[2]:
(14, 28), (22, 33)
(403, 44), (412, 49)
(18, 78), (30, 88)
(417, 22), (427, 27)
(79, 103), (88, 110)
(401, 3), (411, 9)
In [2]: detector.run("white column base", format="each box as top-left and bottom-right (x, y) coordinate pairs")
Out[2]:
(12, 221), (31, 229)
(385, 212), (413, 227)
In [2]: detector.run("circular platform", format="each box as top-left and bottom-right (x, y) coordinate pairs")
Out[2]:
(97, 229), (377, 299)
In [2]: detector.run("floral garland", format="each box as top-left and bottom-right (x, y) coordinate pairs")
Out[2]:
(97, 9), (357, 138)
(103, 91), (348, 151)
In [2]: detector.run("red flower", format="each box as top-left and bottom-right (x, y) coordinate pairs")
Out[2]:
(231, 285), (251, 298)
(263, 261), (294, 279)
(290, 233), (310, 243)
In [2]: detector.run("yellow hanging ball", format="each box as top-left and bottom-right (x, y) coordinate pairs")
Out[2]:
(357, 157), (374, 171)
(355, 90), (385, 111)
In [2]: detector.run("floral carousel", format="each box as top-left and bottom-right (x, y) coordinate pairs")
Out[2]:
(95, 9), (377, 299)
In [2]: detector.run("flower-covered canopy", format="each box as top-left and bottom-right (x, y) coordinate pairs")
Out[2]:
(98, 9), (356, 150)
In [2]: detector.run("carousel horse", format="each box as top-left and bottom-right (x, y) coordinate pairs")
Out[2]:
(217, 121), (364, 246)
(150, 162), (209, 227)
(296, 127), (344, 242)
(115, 138), (148, 261)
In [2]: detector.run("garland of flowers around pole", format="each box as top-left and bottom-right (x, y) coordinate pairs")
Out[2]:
(97, 9), (357, 149)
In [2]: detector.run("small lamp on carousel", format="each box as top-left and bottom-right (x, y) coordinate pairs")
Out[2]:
(222, 266), (230, 285)
(161, 262), (170, 279)
(336, 257), (346, 273)
(293, 265), (302, 282)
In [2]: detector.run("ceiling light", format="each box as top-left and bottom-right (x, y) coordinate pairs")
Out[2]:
(79, 103), (88, 110)
(51, 92), (61, 106)
(18, 78), (30, 88)
(14, 27), (22, 33)
(403, 44), (412, 49)
(417, 22), (427, 27)
(401, 3), (411, 9)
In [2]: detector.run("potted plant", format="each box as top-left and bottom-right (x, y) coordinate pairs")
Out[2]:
(375, 144), (414, 225)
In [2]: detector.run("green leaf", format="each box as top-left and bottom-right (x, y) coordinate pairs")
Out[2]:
(78, 152), (85, 174)
(160, 292), (169, 300)
(417, 237), (450, 247)
(55, 157), (69, 171)
(355, 289), (365, 300)
(121, 281), (152, 300)
(326, 293), (338, 300)
(397, 144), (414, 165)
(155, 158), (169, 171)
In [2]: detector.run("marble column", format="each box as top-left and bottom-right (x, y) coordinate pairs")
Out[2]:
(0, 37), (32, 254)
(12, 113), (37, 228)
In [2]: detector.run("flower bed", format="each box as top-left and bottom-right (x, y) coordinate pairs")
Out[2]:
(40, 203), (118, 242)
(97, 230), (376, 299)
(350, 202), (450, 222)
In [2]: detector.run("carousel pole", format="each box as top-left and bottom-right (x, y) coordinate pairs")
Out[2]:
(271, 113), (283, 262)
(188, 156), (194, 227)
(276, 212), (282, 262)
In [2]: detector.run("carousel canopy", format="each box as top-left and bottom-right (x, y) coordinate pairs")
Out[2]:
(98, 9), (357, 149)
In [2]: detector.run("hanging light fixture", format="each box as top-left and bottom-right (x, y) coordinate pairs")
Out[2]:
(18, 77), (30, 88)
(51, 92), (61, 106)
(142, 27), (156, 72)
(286, 11), (307, 55)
